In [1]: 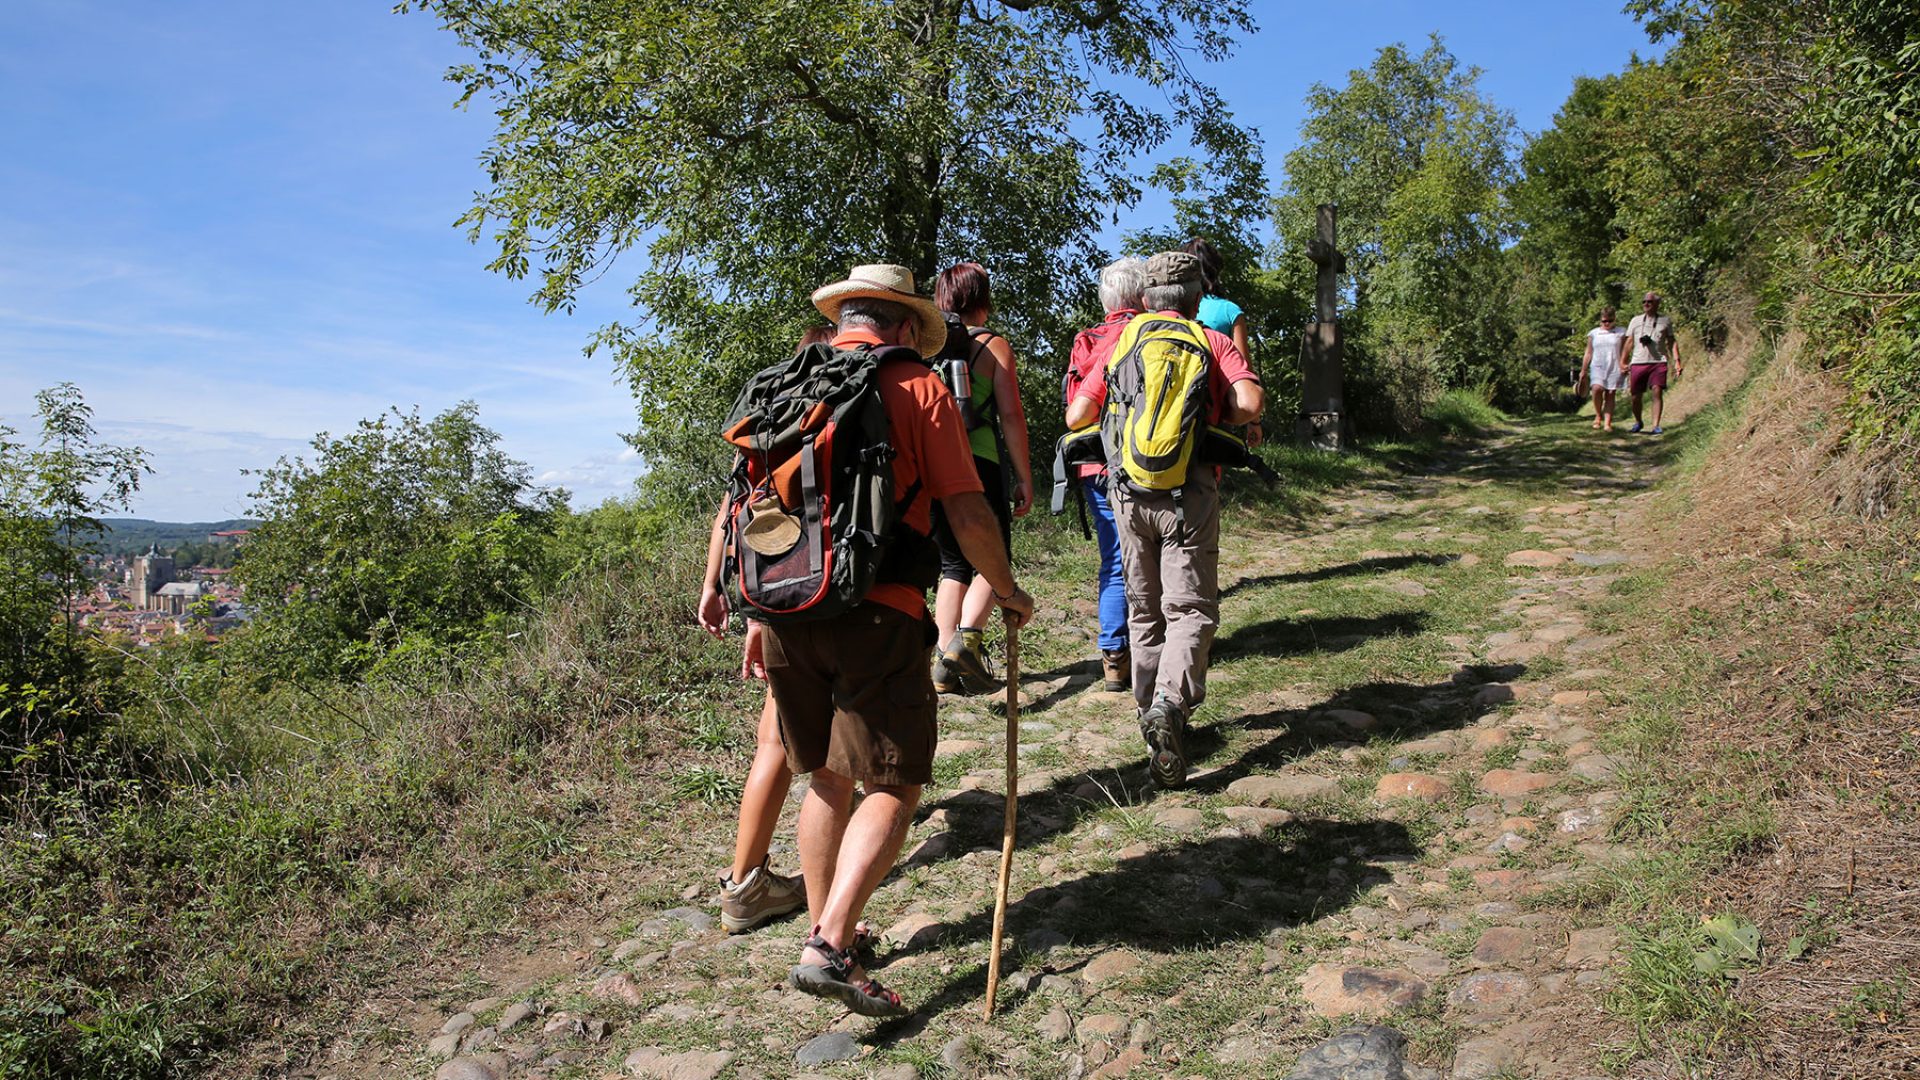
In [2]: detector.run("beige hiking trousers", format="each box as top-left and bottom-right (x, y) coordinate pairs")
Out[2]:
(1111, 469), (1220, 714)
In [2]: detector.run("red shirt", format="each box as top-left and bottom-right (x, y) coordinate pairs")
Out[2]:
(1071, 311), (1258, 421)
(835, 329), (984, 618)
(1065, 309), (1139, 479)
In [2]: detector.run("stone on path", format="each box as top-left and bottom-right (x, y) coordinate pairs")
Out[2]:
(1088, 1048), (1149, 1079)
(591, 972), (645, 1006)
(1081, 950), (1140, 988)
(1557, 806), (1603, 833)
(1572, 551), (1629, 567)
(1451, 1033), (1524, 1079)
(937, 739), (987, 757)
(1448, 972), (1534, 1012)
(1489, 640), (1551, 663)
(1286, 1024), (1415, 1080)
(1570, 753), (1627, 782)
(1226, 774), (1338, 806)
(1299, 964), (1429, 1017)
(1472, 684), (1516, 708)
(1471, 927), (1538, 966)
(427, 1032), (462, 1059)
(626, 1047), (737, 1080)
(1152, 806), (1206, 832)
(1504, 550), (1567, 569)
(1478, 769), (1560, 798)
(435, 1056), (507, 1080)
(1037, 1005), (1074, 1042)
(1550, 690), (1598, 707)
(1374, 773), (1450, 801)
(883, 911), (945, 950)
(939, 1035), (983, 1077)
(1565, 927), (1623, 968)
(1322, 708), (1379, 732)
(794, 1032), (860, 1067)
(440, 1011), (476, 1037)
(1221, 805), (1294, 831)
(1076, 1013), (1129, 1044)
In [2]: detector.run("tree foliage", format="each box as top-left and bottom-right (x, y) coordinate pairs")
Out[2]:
(0, 384), (148, 786)
(405, 0), (1258, 499)
(234, 403), (565, 681)
(1272, 38), (1519, 429)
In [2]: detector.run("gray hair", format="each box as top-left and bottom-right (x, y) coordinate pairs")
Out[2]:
(837, 297), (911, 330)
(1141, 279), (1202, 316)
(1096, 257), (1146, 315)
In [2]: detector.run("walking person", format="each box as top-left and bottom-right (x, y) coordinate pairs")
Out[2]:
(927, 262), (1034, 695)
(692, 325), (832, 935)
(1183, 238), (1261, 446)
(730, 264), (1033, 1016)
(1065, 252), (1262, 788)
(1625, 291), (1683, 434)
(1064, 257), (1146, 691)
(1581, 306), (1629, 432)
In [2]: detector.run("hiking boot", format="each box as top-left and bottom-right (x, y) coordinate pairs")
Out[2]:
(1100, 648), (1131, 692)
(719, 859), (805, 934)
(941, 628), (998, 693)
(1139, 695), (1188, 789)
(931, 651), (962, 695)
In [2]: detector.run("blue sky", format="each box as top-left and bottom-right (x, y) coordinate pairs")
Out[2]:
(0, 2), (1660, 520)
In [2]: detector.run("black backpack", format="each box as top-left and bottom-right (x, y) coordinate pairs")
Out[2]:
(720, 343), (938, 622)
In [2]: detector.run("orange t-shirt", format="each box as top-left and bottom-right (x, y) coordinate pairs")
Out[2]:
(834, 329), (984, 618)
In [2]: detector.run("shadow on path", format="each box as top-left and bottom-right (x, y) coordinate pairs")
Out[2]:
(912, 664), (1519, 873)
(873, 816), (1420, 1032)
(1212, 610), (1431, 661)
(1222, 553), (1462, 600)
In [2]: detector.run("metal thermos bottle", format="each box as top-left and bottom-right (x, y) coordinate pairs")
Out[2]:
(945, 358), (975, 427)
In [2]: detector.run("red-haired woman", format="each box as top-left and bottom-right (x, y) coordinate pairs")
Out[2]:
(928, 263), (1033, 692)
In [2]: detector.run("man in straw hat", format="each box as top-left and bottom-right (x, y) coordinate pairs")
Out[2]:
(749, 264), (1034, 1016)
(1065, 251), (1262, 788)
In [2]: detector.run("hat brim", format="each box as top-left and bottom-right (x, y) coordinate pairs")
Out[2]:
(811, 280), (947, 359)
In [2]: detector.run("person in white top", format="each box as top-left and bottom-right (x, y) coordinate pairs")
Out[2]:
(1579, 306), (1629, 432)
(1624, 291), (1683, 434)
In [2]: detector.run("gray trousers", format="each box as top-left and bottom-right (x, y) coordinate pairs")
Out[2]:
(1111, 469), (1220, 714)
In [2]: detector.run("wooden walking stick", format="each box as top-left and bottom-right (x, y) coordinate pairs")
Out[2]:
(982, 613), (1020, 1019)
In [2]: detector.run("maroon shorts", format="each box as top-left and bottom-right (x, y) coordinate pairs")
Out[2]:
(1627, 363), (1667, 395)
(762, 603), (939, 786)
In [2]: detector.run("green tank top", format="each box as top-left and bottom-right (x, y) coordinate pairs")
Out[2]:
(965, 327), (1000, 463)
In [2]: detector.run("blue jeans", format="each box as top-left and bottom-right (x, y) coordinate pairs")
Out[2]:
(1084, 481), (1129, 651)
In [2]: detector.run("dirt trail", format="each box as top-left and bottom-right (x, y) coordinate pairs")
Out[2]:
(333, 355), (1742, 1080)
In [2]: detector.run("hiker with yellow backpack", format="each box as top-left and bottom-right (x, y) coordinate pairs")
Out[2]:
(1063, 251), (1264, 788)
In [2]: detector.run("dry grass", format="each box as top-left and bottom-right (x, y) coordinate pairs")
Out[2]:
(1615, 322), (1920, 1076)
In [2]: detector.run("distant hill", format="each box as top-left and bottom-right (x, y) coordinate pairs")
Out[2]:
(96, 519), (261, 557)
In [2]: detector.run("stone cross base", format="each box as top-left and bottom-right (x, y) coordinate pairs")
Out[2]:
(1295, 411), (1347, 451)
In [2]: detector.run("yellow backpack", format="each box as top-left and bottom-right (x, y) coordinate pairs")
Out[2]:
(1100, 313), (1214, 494)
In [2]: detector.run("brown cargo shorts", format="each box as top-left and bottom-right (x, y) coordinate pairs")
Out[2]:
(762, 603), (939, 787)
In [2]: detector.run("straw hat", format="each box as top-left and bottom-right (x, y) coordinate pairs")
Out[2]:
(810, 264), (947, 357)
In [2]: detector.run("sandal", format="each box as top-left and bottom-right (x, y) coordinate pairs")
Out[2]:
(789, 930), (909, 1017)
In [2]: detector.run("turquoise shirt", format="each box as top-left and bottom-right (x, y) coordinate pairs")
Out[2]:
(1196, 294), (1243, 338)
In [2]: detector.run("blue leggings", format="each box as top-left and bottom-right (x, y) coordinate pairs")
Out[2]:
(1084, 482), (1129, 651)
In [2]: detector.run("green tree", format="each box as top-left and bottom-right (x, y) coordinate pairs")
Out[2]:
(0, 384), (149, 778)
(404, 0), (1258, 499)
(1272, 38), (1519, 429)
(234, 403), (565, 681)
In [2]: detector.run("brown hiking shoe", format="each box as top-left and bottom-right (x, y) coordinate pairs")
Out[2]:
(931, 651), (963, 695)
(718, 859), (805, 934)
(1100, 648), (1130, 692)
(941, 629), (999, 693)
